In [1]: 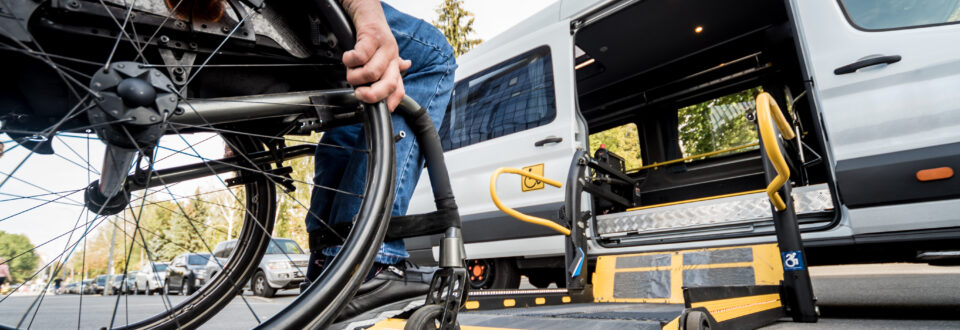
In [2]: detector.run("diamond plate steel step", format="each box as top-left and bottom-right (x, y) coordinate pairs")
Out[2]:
(596, 184), (833, 237)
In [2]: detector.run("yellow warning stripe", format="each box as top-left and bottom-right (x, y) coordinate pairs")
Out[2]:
(370, 318), (526, 330)
(690, 293), (781, 322)
(626, 189), (765, 211)
(661, 316), (681, 330)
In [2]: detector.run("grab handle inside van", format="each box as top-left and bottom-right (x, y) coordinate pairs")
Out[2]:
(756, 92), (796, 211)
(489, 167), (570, 236)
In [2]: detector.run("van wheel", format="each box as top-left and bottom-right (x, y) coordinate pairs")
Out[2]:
(252, 271), (275, 298)
(467, 259), (520, 290)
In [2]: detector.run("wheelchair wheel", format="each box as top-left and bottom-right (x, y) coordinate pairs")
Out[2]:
(404, 305), (461, 330)
(0, 0), (395, 329)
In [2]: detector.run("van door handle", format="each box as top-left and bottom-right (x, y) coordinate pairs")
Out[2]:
(534, 136), (563, 147)
(834, 55), (901, 75)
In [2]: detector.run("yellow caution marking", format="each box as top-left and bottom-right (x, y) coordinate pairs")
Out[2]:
(465, 301), (480, 309)
(535, 297), (546, 305)
(662, 316), (681, 330)
(626, 189), (765, 211)
(521, 164), (545, 192)
(503, 299), (516, 307)
(561, 296), (571, 303)
(593, 244), (783, 303)
(690, 293), (782, 322)
(370, 319), (526, 330)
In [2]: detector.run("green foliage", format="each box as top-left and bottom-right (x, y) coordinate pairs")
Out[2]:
(0, 231), (39, 283)
(677, 87), (762, 159)
(589, 123), (643, 171)
(433, 0), (482, 57)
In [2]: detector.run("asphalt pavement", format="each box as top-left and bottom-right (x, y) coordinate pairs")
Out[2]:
(0, 264), (957, 329)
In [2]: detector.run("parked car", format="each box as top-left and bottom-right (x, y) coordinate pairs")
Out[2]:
(62, 282), (78, 294)
(93, 275), (108, 294)
(109, 273), (135, 294)
(68, 279), (95, 294)
(122, 272), (137, 294)
(209, 238), (308, 297)
(134, 262), (169, 295)
(164, 253), (212, 295)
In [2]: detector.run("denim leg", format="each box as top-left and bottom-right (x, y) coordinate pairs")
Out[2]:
(307, 2), (456, 265)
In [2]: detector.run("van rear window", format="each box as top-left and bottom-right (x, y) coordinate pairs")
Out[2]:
(677, 87), (761, 161)
(838, 0), (960, 31)
(439, 46), (556, 151)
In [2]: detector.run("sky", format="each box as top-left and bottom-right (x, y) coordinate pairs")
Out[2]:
(0, 0), (558, 264)
(383, 0), (557, 42)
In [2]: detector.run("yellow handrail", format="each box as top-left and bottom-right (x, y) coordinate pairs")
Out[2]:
(633, 142), (760, 171)
(489, 167), (570, 236)
(756, 92), (796, 211)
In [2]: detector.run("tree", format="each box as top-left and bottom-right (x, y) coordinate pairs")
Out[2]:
(0, 231), (39, 283)
(433, 0), (482, 57)
(590, 124), (643, 171)
(677, 87), (762, 158)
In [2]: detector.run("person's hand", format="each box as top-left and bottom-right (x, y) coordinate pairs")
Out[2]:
(340, 0), (411, 111)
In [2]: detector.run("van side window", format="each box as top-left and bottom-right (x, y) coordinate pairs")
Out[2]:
(838, 0), (960, 31)
(439, 46), (556, 151)
(677, 87), (761, 161)
(589, 123), (642, 171)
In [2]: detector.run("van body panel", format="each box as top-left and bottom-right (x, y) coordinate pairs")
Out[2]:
(406, 17), (580, 259)
(849, 198), (960, 235)
(791, 1), (960, 161)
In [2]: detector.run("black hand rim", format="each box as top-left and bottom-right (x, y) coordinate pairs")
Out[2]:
(0, 0), (397, 328)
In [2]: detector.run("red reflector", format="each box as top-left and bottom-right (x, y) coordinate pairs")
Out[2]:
(916, 167), (954, 182)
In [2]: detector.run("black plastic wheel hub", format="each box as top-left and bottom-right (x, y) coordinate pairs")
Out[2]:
(87, 61), (178, 149)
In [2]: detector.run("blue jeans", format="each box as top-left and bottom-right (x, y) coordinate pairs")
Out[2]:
(305, 2), (457, 265)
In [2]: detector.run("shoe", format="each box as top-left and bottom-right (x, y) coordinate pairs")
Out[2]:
(336, 263), (436, 322)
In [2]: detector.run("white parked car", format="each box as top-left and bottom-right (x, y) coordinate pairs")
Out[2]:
(405, 0), (960, 289)
(208, 238), (308, 297)
(134, 262), (169, 295)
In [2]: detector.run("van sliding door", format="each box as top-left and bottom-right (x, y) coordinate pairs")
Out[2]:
(791, 1), (960, 217)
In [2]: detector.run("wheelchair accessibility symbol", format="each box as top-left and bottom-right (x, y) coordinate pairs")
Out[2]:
(521, 164), (545, 192)
(781, 250), (806, 271)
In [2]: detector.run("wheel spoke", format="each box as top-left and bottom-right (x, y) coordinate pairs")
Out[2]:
(117, 126), (262, 325)
(169, 122), (366, 153)
(0, 96), (93, 191)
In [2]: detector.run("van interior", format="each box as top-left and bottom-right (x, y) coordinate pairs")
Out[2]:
(572, 0), (837, 247)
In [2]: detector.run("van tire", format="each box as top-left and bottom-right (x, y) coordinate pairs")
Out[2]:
(467, 258), (520, 290)
(252, 271), (275, 298)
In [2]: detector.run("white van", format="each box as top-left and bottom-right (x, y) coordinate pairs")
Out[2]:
(405, 0), (960, 289)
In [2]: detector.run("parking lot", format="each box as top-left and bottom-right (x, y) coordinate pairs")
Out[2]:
(1, 263), (957, 329)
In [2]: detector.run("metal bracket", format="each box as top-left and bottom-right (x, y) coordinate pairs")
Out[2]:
(157, 48), (197, 86)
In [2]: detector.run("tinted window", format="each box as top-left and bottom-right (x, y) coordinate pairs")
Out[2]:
(677, 87), (761, 161)
(153, 264), (168, 272)
(266, 239), (304, 255)
(188, 254), (211, 265)
(439, 46), (556, 151)
(839, 0), (960, 30)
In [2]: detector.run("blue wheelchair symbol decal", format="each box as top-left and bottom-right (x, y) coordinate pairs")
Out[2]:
(781, 250), (805, 271)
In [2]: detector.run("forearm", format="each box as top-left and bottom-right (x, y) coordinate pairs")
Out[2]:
(340, 0), (386, 28)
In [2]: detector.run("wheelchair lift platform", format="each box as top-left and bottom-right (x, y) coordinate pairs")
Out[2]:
(364, 92), (817, 330)
(368, 243), (793, 330)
